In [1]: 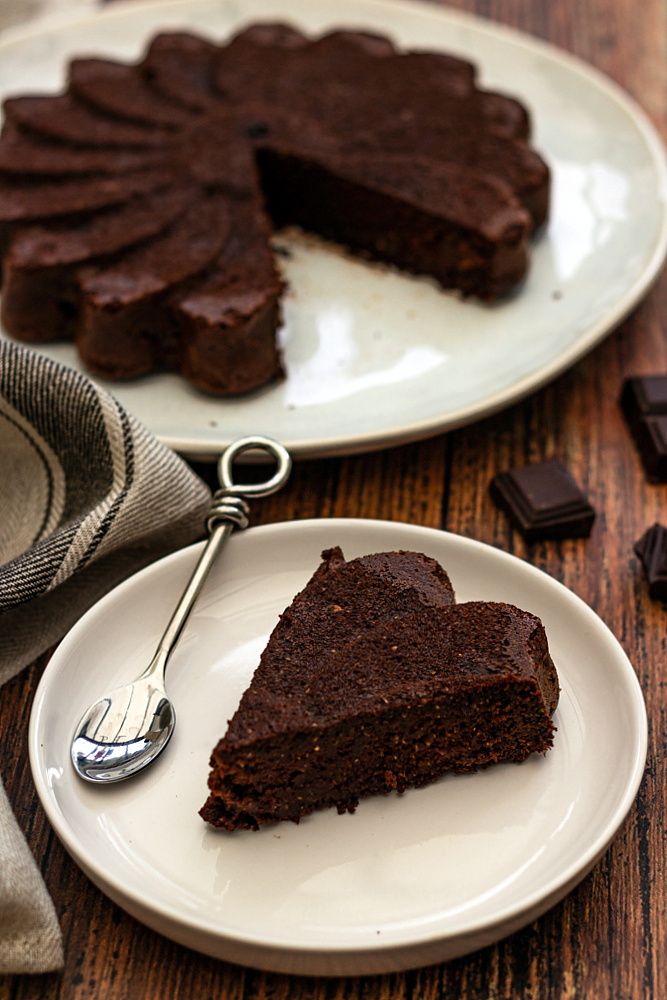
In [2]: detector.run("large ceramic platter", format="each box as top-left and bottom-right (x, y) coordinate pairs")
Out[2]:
(30, 519), (647, 975)
(1, 0), (666, 459)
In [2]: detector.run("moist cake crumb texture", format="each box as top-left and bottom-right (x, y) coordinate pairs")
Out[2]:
(200, 547), (560, 831)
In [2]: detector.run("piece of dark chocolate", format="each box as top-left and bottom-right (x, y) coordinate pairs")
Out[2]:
(620, 375), (667, 482)
(637, 416), (667, 482)
(490, 459), (595, 541)
(620, 375), (667, 426)
(634, 523), (667, 602)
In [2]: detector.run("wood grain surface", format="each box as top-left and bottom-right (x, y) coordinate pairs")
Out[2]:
(1, 0), (666, 997)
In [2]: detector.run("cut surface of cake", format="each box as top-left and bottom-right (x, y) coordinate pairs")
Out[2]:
(0, 23), (550, 395)
(201, 547), (559, 831)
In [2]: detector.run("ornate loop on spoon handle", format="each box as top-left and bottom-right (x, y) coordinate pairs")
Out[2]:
(146, 437), (292, 674)
(217, 435), (292, 498)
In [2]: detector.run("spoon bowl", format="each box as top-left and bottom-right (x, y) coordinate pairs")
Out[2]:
(71, 674), (175, 783)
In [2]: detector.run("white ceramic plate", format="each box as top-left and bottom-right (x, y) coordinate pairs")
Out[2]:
(1, 1), (666, 460)
(30, 518), (646, 975)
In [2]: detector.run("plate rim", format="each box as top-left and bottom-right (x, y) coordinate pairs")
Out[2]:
(1, 0), (666, 459)
(29, 517), (648, 963)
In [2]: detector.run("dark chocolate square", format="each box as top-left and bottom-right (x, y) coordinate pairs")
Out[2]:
(634, 523), (667, 602)
(620, 375), (667, 482)
(621, 375), (667, 422)
(490, 459), (595, 542)
(640, 416), (667, 482)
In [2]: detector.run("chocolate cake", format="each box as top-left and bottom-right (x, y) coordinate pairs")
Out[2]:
(0, 23), (550, 395)
(201, 547), (559, 831)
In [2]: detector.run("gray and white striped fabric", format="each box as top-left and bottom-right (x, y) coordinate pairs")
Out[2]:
(0, 340), (211, 973)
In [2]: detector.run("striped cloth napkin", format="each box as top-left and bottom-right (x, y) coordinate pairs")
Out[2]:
(0, 341), (210, 973)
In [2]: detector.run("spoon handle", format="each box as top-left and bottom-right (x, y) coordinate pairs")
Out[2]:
(142, 436), (292, 680)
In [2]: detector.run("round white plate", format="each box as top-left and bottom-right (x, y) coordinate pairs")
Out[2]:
(1, 1), (666, 460)
(30, 518), (646, 975)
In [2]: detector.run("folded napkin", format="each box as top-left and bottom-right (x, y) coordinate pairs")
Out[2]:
(0, 341), (211, 973)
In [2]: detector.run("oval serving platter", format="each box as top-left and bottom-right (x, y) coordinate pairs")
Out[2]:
(1, 0), (666, 459)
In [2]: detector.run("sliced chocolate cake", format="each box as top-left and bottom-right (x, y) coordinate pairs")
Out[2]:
(201, 548), (559, 831)
(0, 23), (550, 395)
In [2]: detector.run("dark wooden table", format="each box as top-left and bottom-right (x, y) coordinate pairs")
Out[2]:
(2, 1), (666, 997)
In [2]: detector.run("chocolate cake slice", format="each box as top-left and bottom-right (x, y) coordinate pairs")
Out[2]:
(175, 198), (283, 395)
(259, 149), (530, 298)
(2, 93), (170, 147)
(0, 167), (174, 223)
(0, 22), (550, 394)
(201, 548), (558, 831)
(0, 168), (177, 263)
(0, 125), (167, 176)
(76, 195), (229, 377)
(142, 32), (221, 112)
(351, 121), (550, 229)
(2, 185), (195, 342)
(68, 58), (193, 130)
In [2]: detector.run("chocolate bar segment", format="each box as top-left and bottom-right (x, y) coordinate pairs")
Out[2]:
(620, 375), (667, 482)
(490, 459), (595, 541)
(621, 375), (667, 422)
(634, 523), (667, 602)
(638, 417), (667, 482)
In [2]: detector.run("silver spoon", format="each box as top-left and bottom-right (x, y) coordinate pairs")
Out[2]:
(71, 435), (292, 784)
